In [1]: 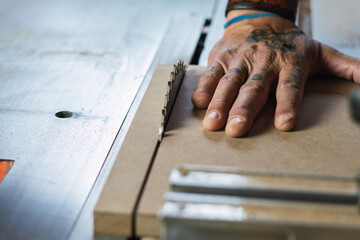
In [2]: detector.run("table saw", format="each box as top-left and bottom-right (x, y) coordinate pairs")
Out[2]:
(95, 61), (360, 239)
(1, 0), (360, 240)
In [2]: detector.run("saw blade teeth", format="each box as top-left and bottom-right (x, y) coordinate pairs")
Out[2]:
(169, 72), (174, 89)
(161, 112), (165, 124)
(177, 59), (185, 69)
(164, 94), (168, 107)
(174, 64), (178, 75)
(180, 61), (184, 69)
(159, 59), (188, 141)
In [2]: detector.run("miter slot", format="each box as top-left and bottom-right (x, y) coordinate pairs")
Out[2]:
(190, 19), (211, 65)
(169, 164), (359, 205)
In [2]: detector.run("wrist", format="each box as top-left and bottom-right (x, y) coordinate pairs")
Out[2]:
(224, 10), (296, 32)
(226, 9), (272, 21)
(226, 0), (298, 22)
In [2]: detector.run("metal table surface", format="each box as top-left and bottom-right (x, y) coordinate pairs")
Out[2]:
(0, 1), (216, 239)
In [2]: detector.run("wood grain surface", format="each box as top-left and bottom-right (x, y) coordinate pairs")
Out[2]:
(136, 65), (360, 237)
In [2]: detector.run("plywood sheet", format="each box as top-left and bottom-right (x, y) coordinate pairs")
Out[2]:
(94, 65), (170, 236)
(137, 65), (360, 236)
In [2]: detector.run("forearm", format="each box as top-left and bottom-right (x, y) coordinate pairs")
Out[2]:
(226, 0), (299, 22)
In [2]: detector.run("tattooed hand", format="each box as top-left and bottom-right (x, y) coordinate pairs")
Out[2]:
(192, 10), (360, 137)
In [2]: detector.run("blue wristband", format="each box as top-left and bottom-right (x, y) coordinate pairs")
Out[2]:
(224, 13), (281, 28)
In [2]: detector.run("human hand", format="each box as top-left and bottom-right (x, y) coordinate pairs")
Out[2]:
(192, 10), (360, 137)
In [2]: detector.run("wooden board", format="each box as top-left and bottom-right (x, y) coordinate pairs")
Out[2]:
(94, 65), (171, 236)
(136, 65), (360, 237)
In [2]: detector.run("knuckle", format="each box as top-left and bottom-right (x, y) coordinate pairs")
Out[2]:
(220, 75), (232, 83)
(283, 53), (305, 67)
(215, 55), (229, 68)
(224, 47), (237, 57)
(279, 80), (303, 95)
(192, 92), (211, 109)
(244, 47), (277, 72)
(220, 74), (242, 85)
(210, 41), (242, 66)
(243, 48), (256, 62)
(201, 71), (218, 80)
(209, 41), (226, 59)
(255, 48), (276, 64)
(229, 105), (252, 120)
(208, 99), (227, 111)
(241, 82), (266, 95)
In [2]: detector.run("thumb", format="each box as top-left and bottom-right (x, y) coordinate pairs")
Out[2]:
(318, 43), (360, 84)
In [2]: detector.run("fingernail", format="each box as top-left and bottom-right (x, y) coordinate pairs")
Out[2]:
(278, 113), (294, 126)
(206, 111), (220, 120)
(228, 117), (245, 125)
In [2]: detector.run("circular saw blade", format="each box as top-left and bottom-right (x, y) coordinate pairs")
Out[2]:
(159, 60), (187, 141)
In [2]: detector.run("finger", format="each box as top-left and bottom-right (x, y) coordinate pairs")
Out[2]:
(274, 68), (306, 131)
(225, 69), (274, 137)
(203, 66), (247, 131)
(192, 62), (225, 109)
(319, 43), (360, 84)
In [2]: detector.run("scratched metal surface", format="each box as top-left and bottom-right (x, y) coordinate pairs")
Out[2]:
(0, 1), (214, 239)
(199, 0), (227, 66)
(311, 0), (360, 58)
(70, 11), (211, 240)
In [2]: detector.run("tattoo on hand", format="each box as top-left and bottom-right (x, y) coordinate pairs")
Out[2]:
(246, 29), (304, 52)
(210, 66), (216, 72)
(252, 74), (263, 81)
(288, 73), (299, 83)
(229, 68), (241, 73)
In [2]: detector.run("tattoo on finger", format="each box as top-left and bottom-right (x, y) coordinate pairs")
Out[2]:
(229, 68), (241, 73)
(251, 74), (263, 81)
(210, 66), (216, 72)
(288, 73), (299, 83)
